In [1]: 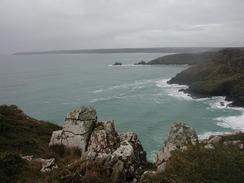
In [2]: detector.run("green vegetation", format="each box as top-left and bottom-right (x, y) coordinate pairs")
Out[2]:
(0, 105), (61, 182)
(143, 145), (244, 183)
(0, 105), (61, 157)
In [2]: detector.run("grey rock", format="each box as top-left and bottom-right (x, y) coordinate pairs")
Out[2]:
(204, 144), (215, 149)
(36, 158), (58, 173)
(156, 122), (198, 172)
(113, 140), (134, 160)
(87, 121), (119, 155)
(49, 107), (96, 152)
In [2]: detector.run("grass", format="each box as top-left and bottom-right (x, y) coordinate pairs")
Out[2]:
(142, 145), (244, 183)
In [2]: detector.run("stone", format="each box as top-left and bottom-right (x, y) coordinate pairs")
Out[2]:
(204, 144), (215, 149)
(208, 135), (223, 144)
(21, 155), (33, 161)
(113, 140), (134, 160)
(119, 132), (147, 162)
(156, 123), (198, 172)
(87, 121), (119, 155)
(49, 107), (97, 152)
(36, 158), (58, 173)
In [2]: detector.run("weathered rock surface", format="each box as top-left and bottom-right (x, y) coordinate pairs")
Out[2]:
(37, 158), (58, 173)
(21, 155), (58, 173)
(49, 107), (147, 182)
(87, 121), (120, 155)
(49, 107), (96, 152)
(156, 122), (198, 172)
(203, 131), (244, 150)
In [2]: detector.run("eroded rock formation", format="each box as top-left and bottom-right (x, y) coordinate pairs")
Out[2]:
(49, 107), (96, 152)
(156, 122), (198, 172)
(49, 106), (147, 182)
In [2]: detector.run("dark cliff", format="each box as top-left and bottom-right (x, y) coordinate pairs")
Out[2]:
(169, 48), (244, 107)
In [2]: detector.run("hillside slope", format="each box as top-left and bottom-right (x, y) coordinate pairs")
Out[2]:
(147, 51), (216, 65)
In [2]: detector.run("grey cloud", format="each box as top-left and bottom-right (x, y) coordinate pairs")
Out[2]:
(0, 0), (244, 54)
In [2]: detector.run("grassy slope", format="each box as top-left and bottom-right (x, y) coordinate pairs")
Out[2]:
(0, 105), (61, 157)
(0, 105), (61, 182)
(142, 144), (244, 183)
(147, 52), (215, 65)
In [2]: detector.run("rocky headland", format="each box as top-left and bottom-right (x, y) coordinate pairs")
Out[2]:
(168, 48), (244, 107)
(1, 105), (244, 183)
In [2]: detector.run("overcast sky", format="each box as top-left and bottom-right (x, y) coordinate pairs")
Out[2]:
(0, 0), (244, 54)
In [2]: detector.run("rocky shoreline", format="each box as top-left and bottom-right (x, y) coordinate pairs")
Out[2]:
(158, 48), (244, 108)
(1, 105), (244, 182)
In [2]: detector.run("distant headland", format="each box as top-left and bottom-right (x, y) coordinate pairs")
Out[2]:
(13, 47), (222, 55)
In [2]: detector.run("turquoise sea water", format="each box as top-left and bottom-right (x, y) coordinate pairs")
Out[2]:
(0, 53), (243, 160)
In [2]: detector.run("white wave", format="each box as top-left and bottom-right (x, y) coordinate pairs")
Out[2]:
(155, 79), (188, 89)
(91, 79), (155, 94)
(89, 95), (126, 103)
(208, 96), (232, 109)
(207, 96), (244, 112)
(156, 79), (193, 101)
(215, 113), (244, 130)
(91, 89), (105, 93)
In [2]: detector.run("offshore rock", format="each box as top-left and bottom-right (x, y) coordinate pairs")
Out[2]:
(156, 122), (198, 172)
(49, 107), (97, 152)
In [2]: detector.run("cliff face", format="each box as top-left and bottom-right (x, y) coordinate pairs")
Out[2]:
(169, 48), (244, 107)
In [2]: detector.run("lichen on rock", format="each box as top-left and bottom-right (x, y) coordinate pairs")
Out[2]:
(156, 122), (198, 172)
(49, 106), (96, 152)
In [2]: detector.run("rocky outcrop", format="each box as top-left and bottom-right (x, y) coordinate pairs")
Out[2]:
(49, 107), (147, 182)
(49, 107), (96, 152)
(156, 123), (198, 172)
(202, 131), (244, 150)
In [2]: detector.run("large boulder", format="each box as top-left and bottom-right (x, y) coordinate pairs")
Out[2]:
(156, 123), (198, 172)
(49, 107), (97, 152)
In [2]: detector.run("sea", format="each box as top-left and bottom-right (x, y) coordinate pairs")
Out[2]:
(0, 53), (243, 161)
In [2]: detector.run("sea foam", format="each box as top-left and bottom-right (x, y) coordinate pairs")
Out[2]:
(215, 113), (244, 130)
(155, 79), (193, 101)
